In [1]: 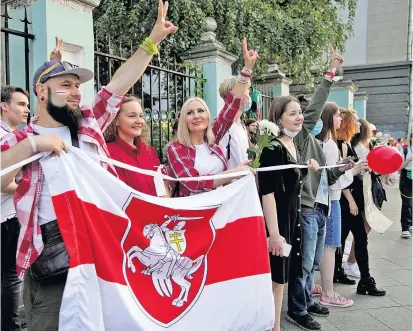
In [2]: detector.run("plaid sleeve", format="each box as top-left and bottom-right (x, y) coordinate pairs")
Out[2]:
(91, 87), (125, 133)
(212, 91), (241, 144)
(1, 130), (28, 152)
(167, 142), (214, 194)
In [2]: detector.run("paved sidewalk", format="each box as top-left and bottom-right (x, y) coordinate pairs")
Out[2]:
(282, 184), (412, 331)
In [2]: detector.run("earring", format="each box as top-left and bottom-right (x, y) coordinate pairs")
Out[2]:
(40, 97), (45, 102)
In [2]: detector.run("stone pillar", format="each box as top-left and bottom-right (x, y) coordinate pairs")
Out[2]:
(254, 63), (292, 97)
(327, 80), (358, 109)
(353, 91), (368, 119)
(180, 17), (237, 119)
(9, 0), (100, 108)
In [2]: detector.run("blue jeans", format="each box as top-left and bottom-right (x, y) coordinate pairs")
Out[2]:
(1, 217), (22, 331)
(288, 205), (326, 316)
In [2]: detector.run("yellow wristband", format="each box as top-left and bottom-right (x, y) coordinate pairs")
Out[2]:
(139, 37), (159, 55)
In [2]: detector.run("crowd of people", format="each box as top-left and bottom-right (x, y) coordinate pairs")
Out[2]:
(1, 1), (412, 331)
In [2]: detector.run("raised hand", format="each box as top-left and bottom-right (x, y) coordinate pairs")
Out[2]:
(328, 43), (343, 73)
(242, 37), (260, 70)
(149, 0), (178, 45)
(50, 37), (63, 61)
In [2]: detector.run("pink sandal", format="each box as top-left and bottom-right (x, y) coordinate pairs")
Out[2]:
(311, 283), (322, 296)
(320, 293), (353, 307)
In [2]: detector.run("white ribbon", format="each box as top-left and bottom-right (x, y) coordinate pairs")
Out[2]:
(0, 147), (345, 181)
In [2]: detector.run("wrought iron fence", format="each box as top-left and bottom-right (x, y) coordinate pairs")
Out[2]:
(94, 39), (204, 160)
(1, 3), (34, 93)
(260, 93), (274, 120)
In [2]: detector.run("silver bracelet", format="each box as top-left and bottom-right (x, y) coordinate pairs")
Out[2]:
(27, 136), (37, 154)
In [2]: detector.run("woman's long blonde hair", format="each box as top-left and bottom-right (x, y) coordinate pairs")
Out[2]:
(177, 97), (215, 147)
(104, 96), (149, 145)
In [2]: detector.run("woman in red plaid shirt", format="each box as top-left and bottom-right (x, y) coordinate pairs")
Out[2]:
(167, 37), (259, 197)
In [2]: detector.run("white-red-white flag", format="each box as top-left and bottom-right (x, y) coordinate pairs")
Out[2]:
(40, 148), (274, 331)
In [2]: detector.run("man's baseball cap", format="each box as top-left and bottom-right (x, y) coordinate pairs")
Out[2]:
(33, 60), (94, 94)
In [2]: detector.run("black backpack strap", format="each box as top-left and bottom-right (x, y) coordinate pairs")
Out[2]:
(70, 130), (79, 148)
(227, 133), (231, 160)
(404, 147), (408, 160)
(172, 182), (180, 197)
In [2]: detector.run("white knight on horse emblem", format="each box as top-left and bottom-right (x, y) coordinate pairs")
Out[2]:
(126, 215), (205, 307)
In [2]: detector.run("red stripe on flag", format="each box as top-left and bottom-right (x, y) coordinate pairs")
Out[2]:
(53, 191), (270, 288)
(206, 216), (270, 285)
(53, 191), (128, 285)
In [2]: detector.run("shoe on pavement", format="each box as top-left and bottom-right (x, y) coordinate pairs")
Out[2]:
(286, 313), (321, 331)
(343, 262), (361, 278)
(334, 269), (356, 285)
(311, 283), (322, 296)
(320, 293), (354, 308)
(357, 276), (386, 296)
(308, 302), (329, 317)
(402, 231), (411, 239)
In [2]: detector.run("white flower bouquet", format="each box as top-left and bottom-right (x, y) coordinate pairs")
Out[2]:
(371, 131), (384, 147)
(249, 119), (280, 168)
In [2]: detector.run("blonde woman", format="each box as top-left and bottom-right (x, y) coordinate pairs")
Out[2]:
(167, 38), (258, 197)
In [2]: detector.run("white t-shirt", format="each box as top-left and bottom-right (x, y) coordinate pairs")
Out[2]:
(193, 142), (225, 176)
(33, 125), (97, 225)
(219, 122), (249, 169)
(323, 138), (353, 201)
(354, 143), (370, 160)
(1, 121), (16, 223)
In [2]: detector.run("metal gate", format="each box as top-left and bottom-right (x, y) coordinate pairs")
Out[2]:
(1, 3), (34, 93)
(94, 39), (205, 159)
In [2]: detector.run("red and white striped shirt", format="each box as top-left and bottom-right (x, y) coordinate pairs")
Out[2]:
(0, 87), (124, 279)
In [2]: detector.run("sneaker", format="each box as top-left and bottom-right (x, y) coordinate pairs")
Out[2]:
(344, 262), (361, 278)
(286, 313), (321, 331)
(320, 293), (354, 308)
(344, 240), (352, 256)
(357, 277), (386, 296)
(308, 302), (329, 317)
(402, 231), (411, 239)
(311, 283), (322, 296)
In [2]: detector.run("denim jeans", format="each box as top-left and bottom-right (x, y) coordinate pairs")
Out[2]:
(288, 205), (327, 316)
(324, 200), (341, 247)
(1, 217), (22, 331)
(23, 221), (68, 331)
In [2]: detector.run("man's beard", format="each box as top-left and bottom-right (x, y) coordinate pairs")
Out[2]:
(47, 89), (82, 136)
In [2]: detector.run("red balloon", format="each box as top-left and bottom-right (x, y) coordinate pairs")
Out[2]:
(367, 146), (403, 175)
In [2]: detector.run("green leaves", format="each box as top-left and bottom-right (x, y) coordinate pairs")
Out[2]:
(94, 0), (357, 85)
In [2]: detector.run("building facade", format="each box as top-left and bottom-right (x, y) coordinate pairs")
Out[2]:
(342, 0), (413, 138)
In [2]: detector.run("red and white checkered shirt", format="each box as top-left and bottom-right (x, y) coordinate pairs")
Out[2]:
(0, 87), (124, 279)
(167, 92), (241, 197)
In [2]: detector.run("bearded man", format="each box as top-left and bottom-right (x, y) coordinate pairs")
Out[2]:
(0, 1), (177, 329)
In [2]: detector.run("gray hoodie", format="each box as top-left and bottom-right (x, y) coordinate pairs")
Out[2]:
(294, 78), (344, 208)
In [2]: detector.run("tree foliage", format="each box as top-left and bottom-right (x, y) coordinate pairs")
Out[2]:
(94, 0), (357, 84)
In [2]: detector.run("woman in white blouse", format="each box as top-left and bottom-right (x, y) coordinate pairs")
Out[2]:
(167, 37), (258, 197)
(315, 103), (368, 307)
